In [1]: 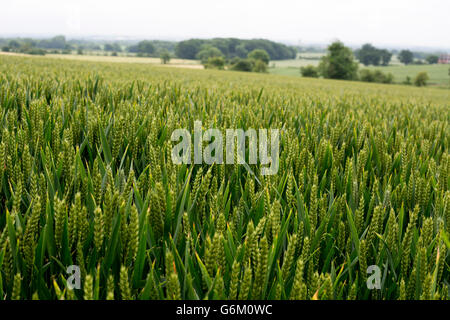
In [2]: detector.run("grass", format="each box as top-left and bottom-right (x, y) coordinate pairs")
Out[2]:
(0, 54), (448, 300)
(366, 64), (450, 87)
(7, 50), (448, 88)
(269, 53), (321, 77)
(269, 53), (450, 88)
(0, 51), (204, 69)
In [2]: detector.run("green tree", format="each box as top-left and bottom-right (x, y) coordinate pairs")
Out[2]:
(356, 44), (381, 66)
(398, 50), (413, 65)
(175, 38), (296, 60)
(230, 58), (254, 72)
(37, 35), (66, 49)
(160, 50), (171, 64)
(318, 41), (358, 80)
(175, 39), (204, 59)
(380, 49), (392, 66)
(104, 43), (114, 51)
(196, 46), (223, 64)
(300, 65), (319, 78)
(414, 72), (429, 86)
(425, 55), (439, 64)
(252, 59), (267, 73)
(104, 43), (122, 52)
(235, 44), (248, 58)
(359, 69), (394, 84)
(205, 56), (225, 70)
(355, 44), (392, 66)
(248, 49), (270, 65)
(8, 40), (20, 50)
(403, 76), (412, 85)
(136, 41), (155, 56)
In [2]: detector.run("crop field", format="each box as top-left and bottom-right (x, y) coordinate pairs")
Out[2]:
(0, 54), (448, 300)
(45, 53), (204, 69)
(0, 52), (204, 70)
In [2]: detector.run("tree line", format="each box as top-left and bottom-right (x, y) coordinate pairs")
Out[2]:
(2, 36), (444, 69)
(355, 44), (392, 66)
(174, 38), (296, 60)
(354, 43), (443, 66)
(1, 36), (296, 60)
(300, 41), (438, 87)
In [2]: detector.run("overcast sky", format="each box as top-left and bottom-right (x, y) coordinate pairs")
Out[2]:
(2, 0), (449, 49)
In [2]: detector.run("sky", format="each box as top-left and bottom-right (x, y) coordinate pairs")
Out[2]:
(1, 0), (449, 49)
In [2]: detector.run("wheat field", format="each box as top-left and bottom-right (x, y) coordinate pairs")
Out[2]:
(0, 54), (448, 300)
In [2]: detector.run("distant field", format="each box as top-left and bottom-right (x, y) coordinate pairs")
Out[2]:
(269, 53), (322, 77)
(0, 51), (204, 69)
(46, 53), (204, 69)
(2, 51), (448, 87)
(366, 64), (450, 87)
(270, 53), (450, 88)
(270, 53), (323, 68)
(269, 67), (306, 77)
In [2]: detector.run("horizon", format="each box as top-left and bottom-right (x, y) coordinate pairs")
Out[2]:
(2, 0), (450, 52)
(1, 33), (448, 53)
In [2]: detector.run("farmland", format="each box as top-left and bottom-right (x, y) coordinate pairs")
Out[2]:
(5, 51), (448, 88)
(0, 54), (448, 300)
(366, 64), (450, 87)
(269, 53), (323, 77)
(0, 51), (204, 69)
(269, 54), (450, 88)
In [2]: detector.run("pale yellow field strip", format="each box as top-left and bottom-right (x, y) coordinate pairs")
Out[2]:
(0, 51), (204, 69)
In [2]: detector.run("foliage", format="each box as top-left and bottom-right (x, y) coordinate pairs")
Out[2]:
(196, 46), (224, 64)
(127, 41), (176, 55)
(398, 50), (414, 65)
(355, 44), (392, 66)
(160, 50), (171, 64)
(1, 39), (47, 56)
(104, 43), (122, 52)
(204, 56), (225, 70)
(414, 72), (429, 86)
(403, 76), (412, 85)
(175, 38), (296, 60)
(359, 69), (394, 84)
(426, 55), (439, 65)
(248, 49), (270, 65)
(235, 44), (248, 58)
(300, 65), (319, 78)
(135, 41), (155, 57)
(318, 41), (359, 80)
(0, 55), (448, 301)
(230, 58), (254, 72)
(252, 60), (267, 73)
(36, 36), (67, 50)
(379, 50), (393, 66)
